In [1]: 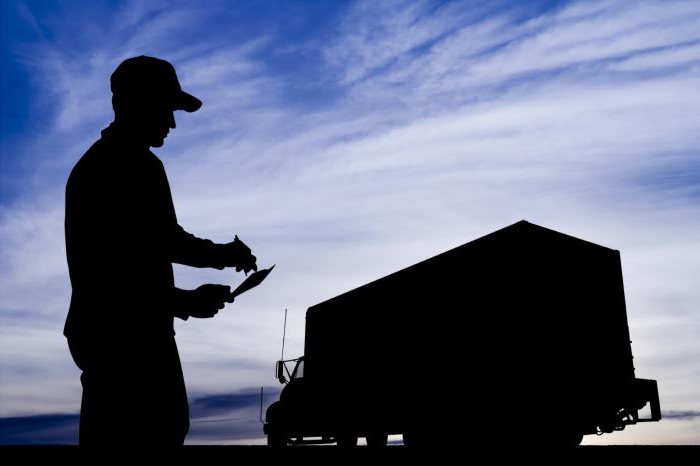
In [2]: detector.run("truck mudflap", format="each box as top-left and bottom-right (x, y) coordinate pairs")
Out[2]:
(633, 378), (661, 423)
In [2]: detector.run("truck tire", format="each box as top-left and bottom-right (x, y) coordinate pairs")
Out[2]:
(563, 432), (583, 447)
(571, 433), (583, 447)
(402, 432), (419, 447)
(267, 429), (288, 447)
(403, 431), (438, 447)
(551, 429), (583, 447)
(366, 433), (388, 447)
(337, 434), (358, 447)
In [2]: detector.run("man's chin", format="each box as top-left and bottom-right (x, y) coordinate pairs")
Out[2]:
(150, 137), (166, 148)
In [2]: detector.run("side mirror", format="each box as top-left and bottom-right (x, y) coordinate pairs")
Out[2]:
(276, 360), (287, 384)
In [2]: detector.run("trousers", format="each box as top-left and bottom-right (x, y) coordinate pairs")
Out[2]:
(68, 333), (190, 446)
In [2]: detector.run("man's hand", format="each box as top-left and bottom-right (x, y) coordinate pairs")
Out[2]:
(222, 235), (257, 274)
(188, 284), (231, 319)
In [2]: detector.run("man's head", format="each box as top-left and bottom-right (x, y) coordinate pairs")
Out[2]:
(110, 56), (201, 147)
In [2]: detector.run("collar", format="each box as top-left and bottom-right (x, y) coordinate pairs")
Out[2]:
(100, 122), (150, 151)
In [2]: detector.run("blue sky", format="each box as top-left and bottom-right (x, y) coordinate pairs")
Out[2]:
(1, 0), (699, 445)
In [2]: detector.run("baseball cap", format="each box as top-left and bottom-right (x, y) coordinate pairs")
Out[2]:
(110, 56), (202, 112)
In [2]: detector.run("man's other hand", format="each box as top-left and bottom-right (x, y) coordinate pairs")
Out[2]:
(222, 235), (258, 274)
(189, 284), (231, 318)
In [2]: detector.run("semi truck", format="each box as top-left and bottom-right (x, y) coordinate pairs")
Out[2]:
(264, 221), (661, 446)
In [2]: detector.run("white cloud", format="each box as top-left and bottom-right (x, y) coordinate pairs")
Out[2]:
(323, 0), (485, 84)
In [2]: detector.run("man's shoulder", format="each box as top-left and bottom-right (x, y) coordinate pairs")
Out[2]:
(69, 138), (105, 177)
(68, 139), (166, 191)
(67, 136), (126, 191)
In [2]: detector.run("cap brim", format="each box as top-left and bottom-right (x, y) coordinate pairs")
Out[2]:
(174, 90), (202, 112)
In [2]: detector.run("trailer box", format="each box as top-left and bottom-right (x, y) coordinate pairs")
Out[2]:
(265, 221), (661, 446)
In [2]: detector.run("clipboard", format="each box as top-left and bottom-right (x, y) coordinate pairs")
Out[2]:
(226, 265), (275, 302)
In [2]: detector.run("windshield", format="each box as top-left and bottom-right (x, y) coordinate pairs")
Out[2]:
(292, 358), (304, 379)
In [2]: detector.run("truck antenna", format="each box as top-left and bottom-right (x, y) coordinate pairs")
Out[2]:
(281, 308), (288, 361)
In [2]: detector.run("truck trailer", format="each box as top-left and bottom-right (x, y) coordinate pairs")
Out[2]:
(264, 221), (661, 446)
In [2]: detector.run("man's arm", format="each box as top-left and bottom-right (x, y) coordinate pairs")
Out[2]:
(169, 225), (226, 269)
(169, 225), (257, 272)
(154, 157), (256, 272)
(172, 284), (231, 320)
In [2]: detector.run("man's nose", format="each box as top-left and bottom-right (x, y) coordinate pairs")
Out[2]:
(168, 112), (176, 129)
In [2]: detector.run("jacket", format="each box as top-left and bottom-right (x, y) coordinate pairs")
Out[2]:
(64, 123), (226, 342)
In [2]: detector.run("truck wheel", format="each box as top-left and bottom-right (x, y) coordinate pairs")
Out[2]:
(337, 434), (358, 447)
(403, 431), (437, 447)
(402, 432), (418, 447)
(366, 433), (388, 447)
(564, 432), (583, 447)
(267, 429), (288, 447)
(551, 430), (583, 447)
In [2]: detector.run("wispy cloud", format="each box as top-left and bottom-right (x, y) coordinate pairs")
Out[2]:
(662, 411), (700, 421)
(0, 414), (78, 445)
(1, 0), (699, 444)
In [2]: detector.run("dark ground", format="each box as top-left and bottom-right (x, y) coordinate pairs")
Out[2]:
(1, 445), (697, 464)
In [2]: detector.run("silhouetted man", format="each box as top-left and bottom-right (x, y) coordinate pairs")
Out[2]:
(64, 56), (257, 446)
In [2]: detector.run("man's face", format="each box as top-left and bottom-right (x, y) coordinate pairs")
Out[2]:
(114, 94), (180, 148)
(141, 103), (176, 148)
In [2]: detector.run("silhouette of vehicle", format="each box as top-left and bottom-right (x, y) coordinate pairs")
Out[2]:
(264, 221), (661, 447)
